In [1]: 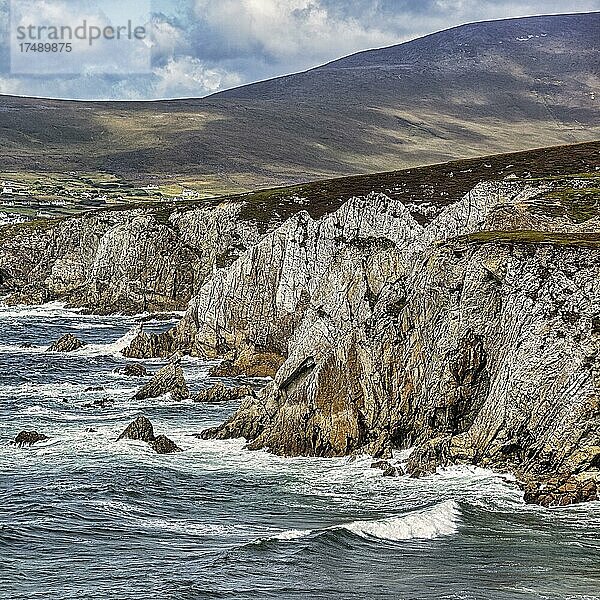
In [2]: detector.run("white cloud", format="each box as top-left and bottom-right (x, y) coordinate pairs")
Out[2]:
(152, 55), (242, 98)
(194, 0), (398, 66)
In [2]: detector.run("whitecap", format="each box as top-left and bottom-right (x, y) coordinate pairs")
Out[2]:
(339, 500), (461, 541)
(0, 302), (85, 319)
(259, 500), (461, 545)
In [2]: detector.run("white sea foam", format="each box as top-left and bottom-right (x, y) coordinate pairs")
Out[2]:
(72, 326), (141, 357)
(0, 302), (85, 319)
(262, 500), (461, 545)
(340, 500), (460, 541)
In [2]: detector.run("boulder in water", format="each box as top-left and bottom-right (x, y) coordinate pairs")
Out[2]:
(47, 334), (86, 353)
(370, 460), (401, 477)
(117, 415), (182, 454)
(208, 359), (242, 378)
(121, 327), (177, 359)
(193, 382), (255, 403)
(523, 473), (598, 507)
(120, 363), (150, 377)
(134, 360), (189, 401)
(84, 397), (114, 409)
(117, 415), (155, 442)
(14, 430), (48, 447)
(150, 435), (182, 454)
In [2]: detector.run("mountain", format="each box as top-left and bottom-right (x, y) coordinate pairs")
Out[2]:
(0, 12), (598, 193)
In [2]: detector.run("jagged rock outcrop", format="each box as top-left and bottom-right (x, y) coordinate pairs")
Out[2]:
(14, 431), (48, 447)
(371, 460), (401, 477)
(120, 363), (150, 377)
(189, 176), (600, 503)
(121, 328), (179, 359)
(0, 202), (262, 313)
(150, 435), (182, 454)
(117, 415), (155, 442)
(117, 416), (181, 454)
(134, 360), (189, 401)
(4, 169), (599, 503)
(193, 382), (255, 403)
(126, 192), (424, 373)
(523, 474), (599, 507)
(47, 334), (86, 352)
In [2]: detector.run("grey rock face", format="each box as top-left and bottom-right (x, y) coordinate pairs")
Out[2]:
(193, 382), (255, 404)
(47, 334), (86, 353)
(134, 361), (189, 401)
(159, 192), (424, 376)
(0, 203), (262, 314)
(189, 177), (600, 497)
(14, 431), (48, 447)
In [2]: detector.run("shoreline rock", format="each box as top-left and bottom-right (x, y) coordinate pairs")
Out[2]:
(117, 415), (155, 442)
(150, 435), (182, 454)
(47, 334), (86, 353)
(14, 430), (48, 447)
(117, 415), (181, 454)
(120, 364), (150, 378)
(134, 360), (189, 401)
(193, 382), (255, 404)
(523, 474), (599, 508)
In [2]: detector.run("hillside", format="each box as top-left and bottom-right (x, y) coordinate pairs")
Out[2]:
(0, 12), (598, 195)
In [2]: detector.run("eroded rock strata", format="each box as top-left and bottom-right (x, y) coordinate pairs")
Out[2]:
(172, 177), (599, 501)
(0, 202), (262, 313)
(3, 170), (599, 504)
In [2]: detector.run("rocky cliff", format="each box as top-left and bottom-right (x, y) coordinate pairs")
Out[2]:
(0, 202), (262, 313)
(1, 155), (599, 503)
(146, 174), (599, 498)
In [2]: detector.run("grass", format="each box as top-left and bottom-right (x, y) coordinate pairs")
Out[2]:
(2, 141), (599, 240)
(458, 230), (600, 249)
(539, 186), (600, 223)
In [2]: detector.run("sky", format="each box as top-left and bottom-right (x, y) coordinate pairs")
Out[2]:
(0, 0), (599, 100)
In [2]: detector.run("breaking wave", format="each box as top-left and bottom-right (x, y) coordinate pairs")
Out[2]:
(340, 499), (460, 541)
(259, 500), (461, 545)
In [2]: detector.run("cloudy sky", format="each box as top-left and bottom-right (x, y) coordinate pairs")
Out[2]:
(0, 0), (598, 99)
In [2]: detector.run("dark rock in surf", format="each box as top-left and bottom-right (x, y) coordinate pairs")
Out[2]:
(150, 435), (182, 454)
(134, 360), (189, 401)
(117, 416), (181, 454)
(117, 415), (155, 442)
(84, 397), (113, 409)
(120, 363), (150, 377)
(47, 333), (86, 353)
(371, 460), (401, 477)
(192, 382), (255, 403)
(122, 328), (177, 359)
(140, 313), (182, 323)
(523, 474), (598, 508)
(14, 430), (48, 447)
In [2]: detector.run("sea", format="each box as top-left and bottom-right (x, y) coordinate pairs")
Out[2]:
(1, 303), (599, 600)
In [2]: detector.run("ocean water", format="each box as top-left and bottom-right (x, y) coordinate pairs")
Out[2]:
(1, 304), (599, 600)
